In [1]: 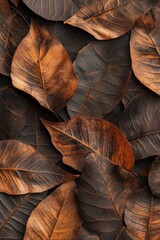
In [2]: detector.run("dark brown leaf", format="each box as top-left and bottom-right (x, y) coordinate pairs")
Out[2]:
(149, 156), (160, 198)
(122, 73), (147, 108)
(0, 85), (34, 140)
(24, 181), (82, 240)
(0, 191), (47, 239)
(22, 0), (90, 21)
(67, 34), (131, 118)
(80, 226), (100, 240)
(130, 6), (160, 94)
(0, 8), (29, 75)
(76, 153), (139, 239)
(11, 20), (77, 113)
(65, 0), (153, 40)
(116, 91), (160, 160)
(124, 187), (160, 239)
(16, 105), (61, 164)
(42, 115), (135, 171)
(0, 139), (74, 194)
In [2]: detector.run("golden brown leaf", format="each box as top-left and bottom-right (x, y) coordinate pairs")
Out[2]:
(0, 140), (74, 195)
(11, 20), (77, 113)
(24, 181), (82, 240)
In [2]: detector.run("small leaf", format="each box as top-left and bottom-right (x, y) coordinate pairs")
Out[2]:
(65, 0), (153, 40)
(0, 139), (74, 194)
(24, 181), (82, 240)
(76, 153), (140, 239)
(130, 7), (160, 94)
(11, 20), (77, 113)
(67, 34), (131, 118)
(42, 115), (135, 171)
(0, 191), (47, 239)
(124, 187), (160, 239)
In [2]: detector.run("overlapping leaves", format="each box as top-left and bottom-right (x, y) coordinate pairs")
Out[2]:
(0, 0), (160, 239)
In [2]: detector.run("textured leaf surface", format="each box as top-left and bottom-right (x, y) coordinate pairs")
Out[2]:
(116, 91), (160, 159)
(42, 115), (135, 171)
(22, 0), (91, 21)
(76, 153), (139, 239)
(66, 0), (153, 40)
(0, 140), (74, 194)
(0, 192), (47, 239)
(122, 73), (147, 108)
(0, 9), (29, 75)
(24, 181), (82, 240)
(149, 156), (160, 198)
(130, 7), (160, 94)
(124, 187), (160, 239)
(11, 21), (77, 113)
(67, 34), (131, 118)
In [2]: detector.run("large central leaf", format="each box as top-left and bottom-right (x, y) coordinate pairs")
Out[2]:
(42, 115), (135, 171)
(11, 21), (77, 113)
(65, 0), (153, 40)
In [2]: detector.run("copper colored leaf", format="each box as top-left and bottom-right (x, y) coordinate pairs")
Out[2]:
(116, 91), (160, 160)
(0, 191), (47, 239)
(67, 34), (131, 118)
(11, 20), (77, 113)
(0, 9), (29, 76)
(76, 153), (139, 239)
(149, 156), (160, 198)
(130, 7), (160, 94)
(42, 115), (135, 171)
(22, 0), (90, 21)
(124, 187), (160, 239)
(24, 181), (82, 240)
(0, 139), (74, 195)
(65, 0), (153, 40)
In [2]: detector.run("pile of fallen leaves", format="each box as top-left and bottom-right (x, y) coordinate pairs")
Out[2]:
(0, 0), (160, 239)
